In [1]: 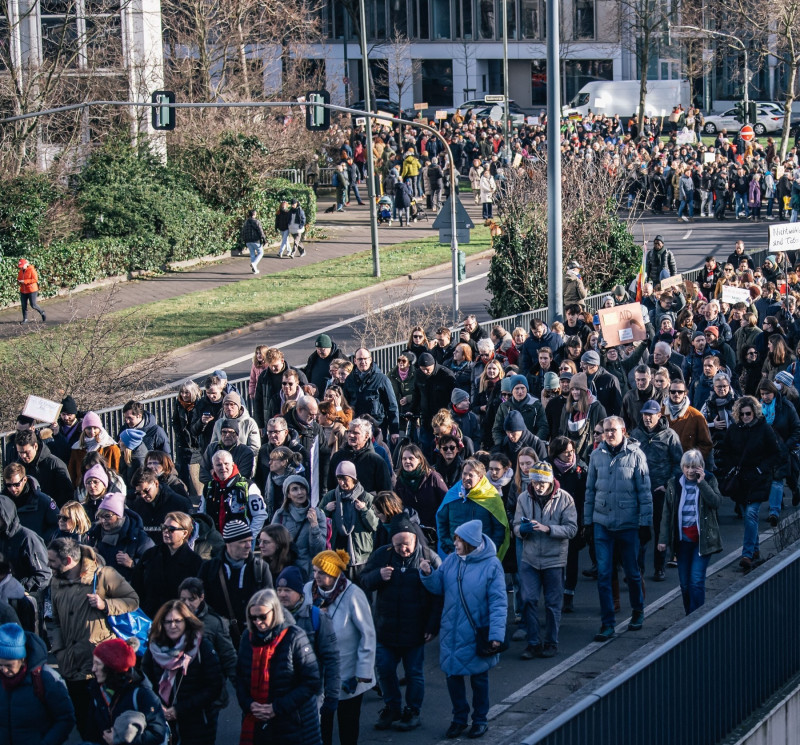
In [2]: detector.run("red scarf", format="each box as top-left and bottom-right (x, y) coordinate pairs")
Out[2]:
(212, 463), (241, 531)
(239, 628), (289, 745)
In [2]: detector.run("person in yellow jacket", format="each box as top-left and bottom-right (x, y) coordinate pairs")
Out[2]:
(17, 258), (46, 323)
(401, 150), (422, 196)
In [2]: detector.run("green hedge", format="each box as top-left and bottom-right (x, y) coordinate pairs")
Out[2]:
(246, 179), (317, 243)
(0, 174), (61, 255)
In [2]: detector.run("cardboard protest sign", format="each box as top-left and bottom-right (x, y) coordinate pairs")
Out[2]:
(660, 274), (683, 291)
(22, 395), (62, 423)
(721, 286), (751, 305)
(769, 223), (800, 253)
(598, 302), (647, 347)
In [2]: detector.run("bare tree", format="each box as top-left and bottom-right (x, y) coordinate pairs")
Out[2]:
(373, 31), (420, 109)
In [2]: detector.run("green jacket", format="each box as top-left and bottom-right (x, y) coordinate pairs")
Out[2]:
(320, 483), (379, 567)
(659, 473), (723, 557)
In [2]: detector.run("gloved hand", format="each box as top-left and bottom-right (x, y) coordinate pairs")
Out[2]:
(638, 525), (652, 545)
(321, 697), (339, 713)
(518, 521), (534, 536)
(341, 677), (359, 695)
(582, 524), (594, 544)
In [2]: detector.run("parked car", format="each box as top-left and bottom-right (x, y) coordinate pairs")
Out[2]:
(350, 99), (400, 117)
(702, 105), (783, 135)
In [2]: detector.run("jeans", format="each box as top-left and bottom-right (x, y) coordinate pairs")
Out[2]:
(594, 524), (643, 627)
(678, 196), (694, 218)
(742, 501), (761, 559)
(278, 229), (290, 255)
(246, 241), (263, 267)
(446, 672), (490, 726)
(700, 189), (711, 215)
(676, 540), (711, 614)
(767, 196), (774, 216)
(348, 181), (363, 204)
(482, 202), (493, 219)
(376, 643), (425, 714)
(518, 562), (563, 647)
(769, 480), (785, 517)
(735, 192), (749, 217)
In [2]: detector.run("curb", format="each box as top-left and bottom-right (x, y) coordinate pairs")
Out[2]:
(162, 248), (495, 367)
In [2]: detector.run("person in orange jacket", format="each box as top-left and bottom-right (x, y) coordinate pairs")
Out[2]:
(17, 258), (45, 323)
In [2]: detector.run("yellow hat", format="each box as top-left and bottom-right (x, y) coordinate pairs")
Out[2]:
(312, 549), (350, 578)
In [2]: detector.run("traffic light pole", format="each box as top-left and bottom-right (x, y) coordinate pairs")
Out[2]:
(0, 99), (462, 321)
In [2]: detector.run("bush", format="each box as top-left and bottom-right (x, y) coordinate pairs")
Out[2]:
(0, 174), (63, 255)
(246, 179), (317, 242)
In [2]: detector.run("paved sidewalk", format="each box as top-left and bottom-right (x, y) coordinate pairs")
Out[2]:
(0, 199), (483, 337)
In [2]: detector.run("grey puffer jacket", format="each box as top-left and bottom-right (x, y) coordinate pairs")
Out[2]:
(585, 438), (653, 530)
(513, 485), (578, 569)
(630, 417), (683, 489)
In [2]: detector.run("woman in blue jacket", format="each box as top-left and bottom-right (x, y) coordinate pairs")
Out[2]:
(420, 519), (507, 740)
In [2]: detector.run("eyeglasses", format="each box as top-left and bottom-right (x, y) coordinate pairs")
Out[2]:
(355, 356), (371, 362)
(267, 429), (286, 435)
(412, 334), (424, 339)
(249, 613), (272, 622)
(500, 392), (511, 399)
(164, 618), (186, 626)
(96, 513), (117, 522)
(669, 389), (686, 395)
(746, 351), (759, 357)
(161, 525), (186, 533)
(593, 431), (604, 437)
(4, 479), (23, 488)
(562, 449), (576, 455)
(57, 515), (71, 523)
(740, 410), (754, 417)
(441, 445), (457, 452)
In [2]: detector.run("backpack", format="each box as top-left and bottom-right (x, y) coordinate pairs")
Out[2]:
(332, 172), (341, 188)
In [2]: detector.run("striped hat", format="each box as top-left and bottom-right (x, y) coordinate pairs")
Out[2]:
(530, 462), (554, 484)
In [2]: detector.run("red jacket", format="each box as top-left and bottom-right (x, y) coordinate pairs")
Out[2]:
(18, 264), (39, 294)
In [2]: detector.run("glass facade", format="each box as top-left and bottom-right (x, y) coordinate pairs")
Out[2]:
(563, 58), (612, 101)
(421, 58), (453, 105)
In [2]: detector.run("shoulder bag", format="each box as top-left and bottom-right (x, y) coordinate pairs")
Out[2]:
(456, 566), (508, 658)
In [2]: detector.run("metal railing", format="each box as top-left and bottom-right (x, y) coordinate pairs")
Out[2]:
(266, 168), (304, 184)
(522, 541), (800, 745)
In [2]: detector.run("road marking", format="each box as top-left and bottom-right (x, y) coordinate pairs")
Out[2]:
(682, 230), (693, 240)
(189, 271), (490, 379)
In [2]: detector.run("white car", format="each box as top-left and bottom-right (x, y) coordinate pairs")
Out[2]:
(702, 106), (783, 136)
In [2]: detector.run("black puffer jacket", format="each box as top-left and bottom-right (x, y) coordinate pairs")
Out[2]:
(327, 441), (391, 492)
(0, 495), (51, 592)
(412, 363), (456, 431)
(253, 364), (309, 431)
(719, 416), (781, 503)
(236, 623), (322, 745)
(130, 485), (193, 545)
(549, 458), (589, 528)
(304, 343), (346, 395)
(87, 508), (155, 581)
(14, 441), (73, 507)
(132, 542), (203, 618)
(343, 363), (400, 436)
(173, 401), (202, 465)
(1, 478), (59, 541)
(190, 395), (224, 454)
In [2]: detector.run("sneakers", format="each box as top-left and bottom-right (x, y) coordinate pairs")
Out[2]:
(40, 312), (46, 321)
(520, 644), (543, 659)
(541, 644), (558, 658)
(375, 707), (402, 730)
(298, 247), (306, 257)
(628, 609), (645, 631)
(594, 625), (616, 642)
(446, 722), (469, 739)
(667, 557), (678, 568)
(394, 708), (421, 731)
(653, 569), (666, 582)
(583, 564), (598, 579)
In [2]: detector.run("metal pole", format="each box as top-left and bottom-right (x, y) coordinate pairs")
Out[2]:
(743, 48), (749, 118)
(342, 1), (350, 105)
(358, 0), (381, 277)
(449, 152), (460, 325)
(502, 0), (510, 164)
(546, 0), (563, 321)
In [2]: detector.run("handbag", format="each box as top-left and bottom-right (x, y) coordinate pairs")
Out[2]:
(93, 573), (151, 654)
(721, 438), (750, 496)
(456, 567), (509, 658)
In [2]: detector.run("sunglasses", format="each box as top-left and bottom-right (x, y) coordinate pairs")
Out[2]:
(740, 410), (754, 417)
(249, 613), (271, 622)
(441, 445), (457, 452)
(500, 392), (511, 398)
(669, 389), (686, 395)
(161, 525), (186, 533)
(4, 479), (23, 488)
(57, 515), (71, 522)
(281, 381), (295, 387)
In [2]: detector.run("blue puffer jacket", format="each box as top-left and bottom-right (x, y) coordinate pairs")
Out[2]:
(585, 438), (653, 530)
(421, 535), (507, 676)
(86, 508), (155, 581)
(0, 631), (75, 745)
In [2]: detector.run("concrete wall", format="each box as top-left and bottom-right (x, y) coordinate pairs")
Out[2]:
(731, 680), (800, 745)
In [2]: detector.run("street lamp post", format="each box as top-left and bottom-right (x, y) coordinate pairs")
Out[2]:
(545, 0), (563, 321)
(501, 0), (510, 163)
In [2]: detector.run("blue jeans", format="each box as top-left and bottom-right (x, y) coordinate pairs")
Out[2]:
(742, 502), (761, 558)
(594, 524), (643, 627)
(246, 241), (263, 266)
(446, 672), (489, 726)
(678, 196), (694, 218)
(735, 192), (749, 216)
(278, 229), (290, 255)
(676, 540), (711, 614)
(769, 480), (784, 517)
(348, 181), (362, 203)
(518, 562), (563, 646)
(376, 643), (425, 714)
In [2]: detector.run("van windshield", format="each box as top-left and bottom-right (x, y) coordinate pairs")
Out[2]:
(570, 92), (590, 107)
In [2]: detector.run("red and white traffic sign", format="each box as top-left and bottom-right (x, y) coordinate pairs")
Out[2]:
(739, 124), (755, 142)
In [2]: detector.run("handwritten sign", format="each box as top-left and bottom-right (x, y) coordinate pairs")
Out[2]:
(769, 223), (800, 252)
(598, 302), (647, 348)
(22, 395), (62, 423)
(435, 110), (448, 120)
(659, 274), (684, 291)
(355, 117), (366, 127)
(722, 285), (752, 305)
(413, 102), (428, 110)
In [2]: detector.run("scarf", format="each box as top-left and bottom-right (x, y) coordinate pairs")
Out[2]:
(178, 398), (195, 413)
(488, 468), (514, 490)
(148, 633), (201, 706)
(239, 626), (290, 745)
(0, 663), (27, 692)
(212, 463), (241, 531)
(100, 516), (126, 546)
(82, 427), (116, 451)
(397, 465), (425, 494)
(553, 455), (576, 473)
(311, 573), (348, 608)
(667, 396), (690, 420)
(762, 398), (776, 425)
(397, 366), (410, 381)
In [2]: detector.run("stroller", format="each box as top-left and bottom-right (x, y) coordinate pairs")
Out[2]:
(377, 195), (393, 226)
(409, 199), (428, 223)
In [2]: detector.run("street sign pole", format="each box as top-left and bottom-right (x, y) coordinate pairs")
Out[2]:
(546, 0), (563, 321)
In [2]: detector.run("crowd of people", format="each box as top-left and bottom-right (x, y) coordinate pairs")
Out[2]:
(3, 229), (800, 744)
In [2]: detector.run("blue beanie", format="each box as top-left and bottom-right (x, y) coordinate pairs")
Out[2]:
(500, 377), (514, 393)
(503, 410), (526, 432)
(509, 374), (528, 390)
(454, 519), (484, 548)
(120, 428), (145, 450)
(276, 566), (305, 595)
(0, 623), (26, 660)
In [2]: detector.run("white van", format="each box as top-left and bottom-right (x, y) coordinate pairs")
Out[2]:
(562, 80), (690, 118)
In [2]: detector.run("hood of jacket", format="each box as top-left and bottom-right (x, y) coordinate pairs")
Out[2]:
(24, 630), (48, 669)
(463, 534), (498, 563)
(0, 494), (22, 537)
(51, 544), (105, 589)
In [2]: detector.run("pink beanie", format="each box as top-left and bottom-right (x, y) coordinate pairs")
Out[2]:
(81, 411), (103, 430)
(98, 492), (126, 518)
(83, 463), (109, 488)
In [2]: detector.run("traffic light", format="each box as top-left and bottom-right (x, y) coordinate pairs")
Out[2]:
(151, 90), (176, 131)
(305, 90), (330, 131)
(734, 101), (745, 123)
(747, 101), (757, 124)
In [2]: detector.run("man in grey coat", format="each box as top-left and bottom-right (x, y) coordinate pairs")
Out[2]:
(585, 416), (652, 642)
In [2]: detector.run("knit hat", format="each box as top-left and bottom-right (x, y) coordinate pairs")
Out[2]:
(276, 566), (305, 595)
(418, 352), (435, 366)
(335, 460), (357, 480)
(530, 462), (554, 484)
(83, 463), (109, 488)
(567, 260), (581, 270)
(613, 284), (626, 296)
(569, 372), (589, 392)
(389, 514), (415, 538)
(282, 474), (309, 493)
(113, 711), (148, 745)
(503, 410), (526, 432)
(119, 428), (145, 451)
(500, 377), (515, 393)
(559, 371), (574, 383)
(61, 395), (78, 415)
(641, 400), (662, 415)
(93, 638), (137, 673)
(213, 369), (228, 380)
(220, 418), (240, 434)
(223, 391), (242, 408)
(0, 623), (26, 659)
(704, 326), (719, 339)
(693, 330), (706, 340)
(81, 411), (103, 430)
(581, 350), (601, 366)
(454, 519), (483, 548)
(775, 370), (794, 388)
(312, 549), (350, 578)
(543, 372), (560, 390)
(98, 492), (126, 518)
(315, 334), (332, 349)
(222, 520), (252, 544)
(654, 234), (664, 243)
(451, 388), (470, 405)
(509, 374), (528, 390)
(766, 255), (777, 265)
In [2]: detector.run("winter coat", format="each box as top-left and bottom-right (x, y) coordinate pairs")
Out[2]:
(585, 438), (653, 530)
(646, 247), (678, 284)
(288, 600), (340, 704)
(436, 477), (508, 558)
(563, 271), (588, 307)
(363, 534), (443, 640)
(518, 331), (563, 375)
(13, 442), (73, 507)
(49, 545), (139, 681)
(195, 600), (238, 686)
(304, 343), (346, 396)
(130, 484), (193, 545)
(118, 410), (171, 456)
(271, 503), (327, 577)
(495, 428), (548, 470)
(254, 430), (306, 488)
(284, 408), (326, 492)
(343, 363), (400, 436)
(240, 216), (267, 244)
(586, 368), (623, 417)
(17, 263), (39, 293)
(719, 417), (781, 503)
(327, 441), (391, 493)
(630, 417), (684, 489)
(190, 394), (224, 454)
(236, 623), (322, 744)
(412, 363), (456, 431)
(210, 410), (261, 458)
(666, 405), (714, 458)
(492, 394), (549, 445)
(513, 486), (578, 569)
(420, 534), (507, 676)
(319, 483), (379, 566)
(173, 401), (202, 465)
(0, 631), (75, 745)
(199, 441), (255, 484)
(143, 636), (223, 745)
(201, 467), (267, 538)
(198, 554), (273, 631)
(253, 364), (309, 431)
(393, 469), (447, 529)
(659, 474), (723, 557)
(0, 495), (51, 592)
(1, 480), (59, 542)
(302, 577), (376, 701)
(549, 459), (588, 528)
(389, 365), (417, 416)
(86, 508), (155, 581)
(132, 542), (202, 618)
(479, 173), (496, 203)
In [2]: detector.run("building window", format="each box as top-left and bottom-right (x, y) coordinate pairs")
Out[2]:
(487, 59), (503, 93)
(389, 0), (409, 35)
(563, 59), (612, 102)
(574, 0), (594, 40)
(478, 0), (494, 39)
(431, 0), (450, 39)
(531, 59), (546, 106)
(411, 0), (430, 39)
(421, 58), (453, 105)
(39, 0), (122, 71)
(521, 0), (541, 39)
(503, 0), (516, 40)
(455, 0), (473, 39)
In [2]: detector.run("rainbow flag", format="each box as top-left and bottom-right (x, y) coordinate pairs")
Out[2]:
(635, 242), (647, 302)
